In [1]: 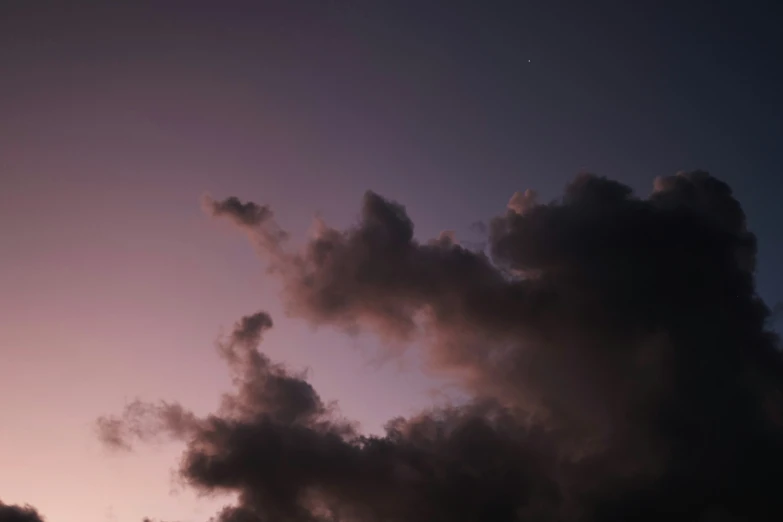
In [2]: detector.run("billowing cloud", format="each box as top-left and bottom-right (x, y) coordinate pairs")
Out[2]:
(103, 172), (783, 521)
(0, 501), (45, 522)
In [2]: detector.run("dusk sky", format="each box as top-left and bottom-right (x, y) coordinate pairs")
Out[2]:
(2, 2), (783, 522)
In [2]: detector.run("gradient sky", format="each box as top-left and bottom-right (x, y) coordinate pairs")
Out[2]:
(1, 2), (782, 521)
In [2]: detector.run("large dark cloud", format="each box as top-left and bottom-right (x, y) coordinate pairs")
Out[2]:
(0, 501), (45, 522)
(102, 171), (783, 521)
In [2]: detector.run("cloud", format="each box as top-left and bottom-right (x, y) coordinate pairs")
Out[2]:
(202, 195), (289, 256)
(96, 311), (351, 452)
(96, 399), (200, 451)
(506, 188), (538, 215)
(103, 171), (783, 521)
(770, 302), (783, 324)
(202, 195), (273, 229)
(0, 501), (45, 522)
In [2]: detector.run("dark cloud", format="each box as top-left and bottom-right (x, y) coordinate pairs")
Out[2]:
(96, 311), (350, 451)
(104, 171), (783, 521)
(202, 195), (289, 253)
(0, 501), (45, 522)
(771, 302), (783, 325)
(202, 196), (273, 229)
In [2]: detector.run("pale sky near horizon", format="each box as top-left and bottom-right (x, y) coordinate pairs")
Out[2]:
(2, 3), (782, 521)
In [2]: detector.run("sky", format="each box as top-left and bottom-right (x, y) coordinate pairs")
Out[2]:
(1, 2), (783, 522)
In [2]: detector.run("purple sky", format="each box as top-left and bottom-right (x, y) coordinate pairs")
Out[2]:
(1, 3), (782, 521)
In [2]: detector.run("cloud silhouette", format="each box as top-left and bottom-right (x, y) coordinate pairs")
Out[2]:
(202, 196), (274, 228)
(103, 171), (783, 521)
(201, 194), (289, 255)
(0, 501), (45, 522)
